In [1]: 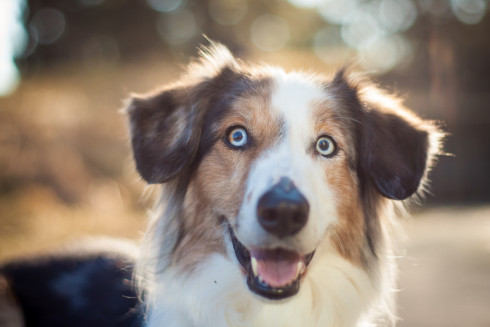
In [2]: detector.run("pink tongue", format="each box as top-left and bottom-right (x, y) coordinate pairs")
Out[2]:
(256, 259), (299, 288)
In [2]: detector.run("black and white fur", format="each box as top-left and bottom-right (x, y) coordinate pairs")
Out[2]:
(128, 44), (442, 327)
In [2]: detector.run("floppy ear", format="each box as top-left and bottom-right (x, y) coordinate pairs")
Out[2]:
(333, 71), (440, 200)
(360, 102), (431, 200)
(360, 86), (441, 200)
(126, 86), (204, 184)
(126, 43), (239, 184)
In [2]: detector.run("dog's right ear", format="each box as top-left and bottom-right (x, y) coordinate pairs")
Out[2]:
(127, 87), (206, 184)
(126, 43), (238, 184)
(126, 86), (202, 184)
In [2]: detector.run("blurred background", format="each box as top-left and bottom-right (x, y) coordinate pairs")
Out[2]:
(0, 0), (489, 326)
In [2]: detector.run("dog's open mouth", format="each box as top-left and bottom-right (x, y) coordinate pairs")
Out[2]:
(229, 227), (314, 300)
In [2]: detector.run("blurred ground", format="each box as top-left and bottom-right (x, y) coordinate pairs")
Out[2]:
(0, 52), (489, 326)
(1, 204), (489, 327)
(399, 206), (490, 327)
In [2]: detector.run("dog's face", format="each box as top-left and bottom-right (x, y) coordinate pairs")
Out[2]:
(128, 45), (438, 301)
(194, 73), (365, 299)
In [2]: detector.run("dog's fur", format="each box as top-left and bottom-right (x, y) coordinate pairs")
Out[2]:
(0, 239), (142, 327)
(127, 44), (442, 327)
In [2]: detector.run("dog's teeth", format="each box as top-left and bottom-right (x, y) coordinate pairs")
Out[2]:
(251, 257), (258, 277)
(258, 276), (264, 283)
(297, 261), (305, 277)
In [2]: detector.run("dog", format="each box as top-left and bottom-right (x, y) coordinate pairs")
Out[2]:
(0, 43), (442, 327)
(127, 43), (442, 327)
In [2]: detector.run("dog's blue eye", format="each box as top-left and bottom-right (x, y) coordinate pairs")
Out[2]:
(227, 127), (248, 148)
(316, 135), (336, 157)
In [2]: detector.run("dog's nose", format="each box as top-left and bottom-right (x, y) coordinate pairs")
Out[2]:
(257, 177), (309, 238)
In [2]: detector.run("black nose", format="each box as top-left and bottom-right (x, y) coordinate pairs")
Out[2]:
(257, 177), (309, 238)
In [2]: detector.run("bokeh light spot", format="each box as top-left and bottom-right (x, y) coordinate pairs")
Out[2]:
(451, 0), (487, 25)
(419, 0), (453, 22)
(0, 0), (27, 96)
(288, 0), (323, 9)
(379, 0), (417, 32)
(30, 7), (66, 45)
(250, 14), (290, 52)
(341, 10), (383, 49)
(0, 59), (21, 97)
(156, 10), (198, 45)
(23, 25), (39, 58)
(358, 34), (412, 73)
(313, 26), (355, 65)
(318, 0), (358, 24)
(209, 0), (248, 26)
(146, 0), (184, 13)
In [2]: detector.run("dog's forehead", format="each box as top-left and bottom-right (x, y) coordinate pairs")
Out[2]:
(269, 72), (327, 123)
(218, 70), (329, 130)
(267, 72), (333, 149)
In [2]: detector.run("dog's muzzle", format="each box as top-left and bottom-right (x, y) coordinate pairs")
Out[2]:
(230, 177), (314, 300)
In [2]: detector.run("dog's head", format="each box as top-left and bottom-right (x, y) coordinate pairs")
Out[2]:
(127, 44), (440, 301)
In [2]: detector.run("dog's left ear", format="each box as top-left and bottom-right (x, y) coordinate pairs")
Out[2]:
(333, 72), (441, 200)
(360, 100), (434, 200)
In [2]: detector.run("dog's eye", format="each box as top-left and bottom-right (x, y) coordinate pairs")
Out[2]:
(226, 126), (248, 148)
(316, 135), (337, 157)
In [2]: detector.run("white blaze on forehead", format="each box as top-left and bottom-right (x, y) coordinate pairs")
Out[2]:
(266, 71), (329, 183)
(270, 71), (327, 141)
(245, 71), (329, 189)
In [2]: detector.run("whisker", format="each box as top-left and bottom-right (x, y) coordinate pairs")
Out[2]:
(330, 116), (363, 126)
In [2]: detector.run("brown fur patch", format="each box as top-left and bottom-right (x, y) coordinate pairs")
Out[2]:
(312, 100), (365, 265)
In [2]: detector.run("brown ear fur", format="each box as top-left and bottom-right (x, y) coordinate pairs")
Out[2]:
(332, 71), (440, 200)
(127, 86), (203, 183)
(126, 43), (254, 184)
